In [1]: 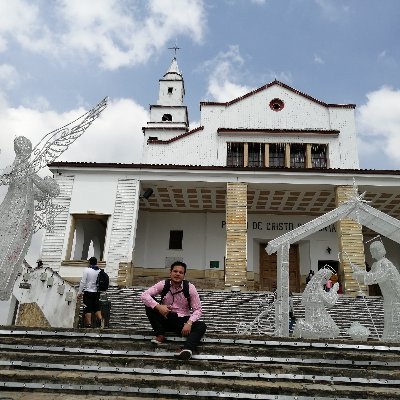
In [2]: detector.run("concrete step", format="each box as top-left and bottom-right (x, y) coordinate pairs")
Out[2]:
(0, 327), (399, 399)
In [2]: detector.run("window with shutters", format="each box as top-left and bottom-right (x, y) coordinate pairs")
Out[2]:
(290, 143), (306, 168)
(227, 142), (244, 167)
(311, 144), (328, 169)
(269, 143), (285, 168)
(169, 230), (183, 250)
(248, 143), (265, 167)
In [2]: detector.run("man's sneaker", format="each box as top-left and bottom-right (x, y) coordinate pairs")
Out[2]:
(151, 335), (166, 345)
(174, 348), (192, 360)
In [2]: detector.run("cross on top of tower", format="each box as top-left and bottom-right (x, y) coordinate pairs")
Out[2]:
(168, 43), (181, 57)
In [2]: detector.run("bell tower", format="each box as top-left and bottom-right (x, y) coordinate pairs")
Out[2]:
(158, 57), (185, 107)
(143, 56), (189, 143)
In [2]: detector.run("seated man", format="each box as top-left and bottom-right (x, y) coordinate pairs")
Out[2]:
(140, 261), (206, 360)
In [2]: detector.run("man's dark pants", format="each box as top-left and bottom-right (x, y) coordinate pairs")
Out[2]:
(145, 306), (206, 351)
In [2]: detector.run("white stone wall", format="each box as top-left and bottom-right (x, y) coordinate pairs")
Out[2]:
(0, 296), (17, 325)
(134, 211), (217, 270)
(143, 84), (358, 169)
(13, 266), (77, 328)
(142, 127), (215, 165)
(329, 108), (359, 168)
(149, 107), (187, 123)
(134, 210), (339, 277)
(43, 172), (140, 282)
(158, 79), (184, 106)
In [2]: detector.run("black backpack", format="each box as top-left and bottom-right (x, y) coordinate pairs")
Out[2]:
(160, 279), (191, 309)
(96, 269), (110, 292)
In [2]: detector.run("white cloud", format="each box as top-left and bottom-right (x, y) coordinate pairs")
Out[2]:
(0, 0), (54, 54)
(203, 45), (253, 102)
(377, 49), (397, 68)
(378, 50), (387, 59)
(314, 0), (350, 21)
(0, 64), (20, 90)
(0, 0), (207, 70)
(59, 97), (148, 163)
(0, 97), (147, 170)
(0, 95), (148, 265)
(261, 71), (293, 84)
(357, 86), (400, 168)
(202, 45), (293, 102)
(22, 96), (51, 112)
(313, 54), (325, 64)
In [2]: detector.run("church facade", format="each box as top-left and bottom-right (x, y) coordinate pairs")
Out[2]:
(42, 57), (400, 294)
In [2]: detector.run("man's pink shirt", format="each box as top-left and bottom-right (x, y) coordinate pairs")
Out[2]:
(140, 280), (203, 323)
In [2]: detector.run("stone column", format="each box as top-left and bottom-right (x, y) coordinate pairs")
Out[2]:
(336, 186), (367, 295)
(243, 143), (249, 167)
(306, 144), (312, 168)
(225, 182), (247, 287)
(285, 144), (291, 167)
(264, 143), (269, 167)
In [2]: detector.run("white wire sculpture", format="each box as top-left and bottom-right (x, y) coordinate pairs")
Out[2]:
(236, 293), (278, 335)
(352, 240), (400, 342)
(292, 268), (340, 339)
(340, 248), (380, 340)
(0, 97), (108, 301)
(347, 321), (370, 341)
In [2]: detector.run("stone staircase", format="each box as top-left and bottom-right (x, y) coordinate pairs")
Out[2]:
(106, 287), (385, 339)
(0, 287), (397, 399)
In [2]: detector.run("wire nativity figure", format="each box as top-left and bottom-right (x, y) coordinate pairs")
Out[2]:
(353, 240), (400, 342)
(0, 98), (107, 300)
(293, 267), (340, 339)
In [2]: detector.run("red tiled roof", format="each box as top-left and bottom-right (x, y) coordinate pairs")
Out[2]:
(144, 126), (187, 131)
(147, 126), (204, 144)
(48, 161), (400, 177)
(217, 128), (340, 135)
(200, 80), (356, 109)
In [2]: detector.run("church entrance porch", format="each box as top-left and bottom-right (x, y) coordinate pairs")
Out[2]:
(259, 243), (300, 292)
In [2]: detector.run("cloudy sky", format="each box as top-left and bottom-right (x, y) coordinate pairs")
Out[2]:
(0, 0), (399, 264)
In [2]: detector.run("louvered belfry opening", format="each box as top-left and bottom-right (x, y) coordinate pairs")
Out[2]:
(225, 182), (247, 287)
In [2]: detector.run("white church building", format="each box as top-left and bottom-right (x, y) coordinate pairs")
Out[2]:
(41, 57), (400, 295)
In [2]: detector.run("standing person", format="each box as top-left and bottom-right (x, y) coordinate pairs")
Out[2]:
(77, 257), (103, 328)
(305, 270), (314, 285)
(140, 261), (207, 360)
(325, 277), (333, 292)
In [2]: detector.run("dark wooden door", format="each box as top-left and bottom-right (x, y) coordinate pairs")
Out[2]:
(260, 243), (300, 292)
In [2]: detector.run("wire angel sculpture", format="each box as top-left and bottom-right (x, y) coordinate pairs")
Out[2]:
(0, 97), (108, 301)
